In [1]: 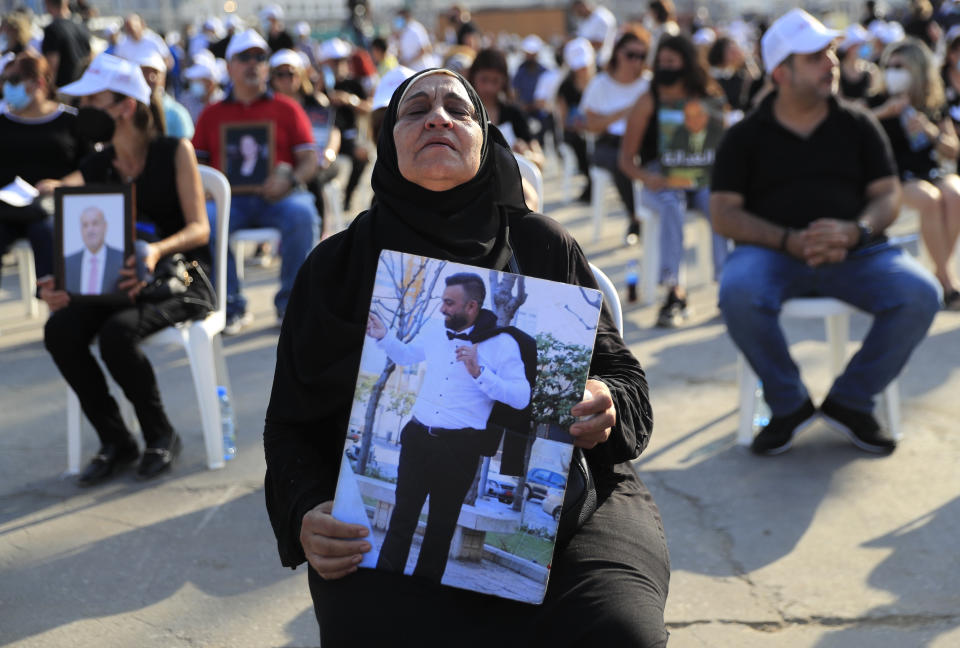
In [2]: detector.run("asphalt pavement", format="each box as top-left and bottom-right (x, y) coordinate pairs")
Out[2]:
(1, 155), (958, 647)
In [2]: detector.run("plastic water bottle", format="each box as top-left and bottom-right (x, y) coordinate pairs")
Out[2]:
(217, 386), (237, 461)
(752, 381), (771, 433)
(625, 259), (639, 303)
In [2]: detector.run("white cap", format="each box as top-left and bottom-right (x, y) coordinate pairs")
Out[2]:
(103, 23), (119, 37)
(882, 22), (905, 45)
(372, 65), (415, 110)
(225, 29), (270, 61)
(295, 21), (311, 37)
(318, 38), (352, 62)
(165, 31), (182, 47)
(226, 15), (245, 31)
(693, 28), (716, 47)
(521, 35), (543, 55)
(0, 52), (15, 76)
(840, 24), (870, 50)
(259, 4), (283, 22)
(946, 25), (960, 46)
(563, 37), (595, 71)
(203, 17), (225, 38)
(60, 53), (152, 106)
(185, 58), (219, 81)
(269, 48), (304, 70)
(761, 9), (840, 74)
(135, 50), (167, 73)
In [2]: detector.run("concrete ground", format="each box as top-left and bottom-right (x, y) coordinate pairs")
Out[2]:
(1, 155), (958, 647)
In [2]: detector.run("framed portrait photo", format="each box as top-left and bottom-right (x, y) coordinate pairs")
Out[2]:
(54, 184), (135, 304)
(221, 121), (276, 193)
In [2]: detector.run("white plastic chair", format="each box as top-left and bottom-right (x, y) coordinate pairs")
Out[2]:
(633, 181), (715, 306)
(65, 165), (235, 473)
(589, 165), (615, 242)
(557, 142), (579, 204)
(588, 263), (623, 336)
(12, 239), (39, 318)
(735, 297), (902, 447)
(514, 153), (543, 213)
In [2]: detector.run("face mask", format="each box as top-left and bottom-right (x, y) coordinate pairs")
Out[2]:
(654, 67), (684, 87)
(393, 16), (406, 31)
(189, 80), (207, 98)
(2, 81), (31, 111)
(321, 65), (336, 92)
(0, 35), (8, 53)
(858, 43), (873, 60)
(884, 68), (912, 95)
(76, 106), (116, 142)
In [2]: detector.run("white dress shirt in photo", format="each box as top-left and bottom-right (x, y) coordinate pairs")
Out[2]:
(376, 317), (531, 430)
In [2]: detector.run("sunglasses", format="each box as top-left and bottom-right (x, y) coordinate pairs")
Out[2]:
(272, 70), (295, 79)
(3, 75), (23, 84)
(886, 63), (904, 69)
(234, 51), (267, 63)
(623, 51), (648, 61)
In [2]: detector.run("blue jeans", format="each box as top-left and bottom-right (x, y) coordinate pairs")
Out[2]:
(208, 190), (319, 317)
(640, 184), (729, 287)
(718, 243), (941, 416)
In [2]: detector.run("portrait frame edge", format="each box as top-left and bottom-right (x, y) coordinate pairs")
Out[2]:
(219, 120), (277, 194)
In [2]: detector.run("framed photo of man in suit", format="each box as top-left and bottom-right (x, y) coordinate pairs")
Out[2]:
(221, 122), (275, 193)
(54, 184), (134, 303)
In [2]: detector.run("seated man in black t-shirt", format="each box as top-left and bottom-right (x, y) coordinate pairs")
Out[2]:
(710, 9), (941, 456)
(42, 0), (91, 89)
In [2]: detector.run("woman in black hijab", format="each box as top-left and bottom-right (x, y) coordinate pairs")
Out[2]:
(263, 69), (670, 647)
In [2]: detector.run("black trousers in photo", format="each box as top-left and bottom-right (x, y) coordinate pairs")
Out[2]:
(376, 419), (484, 583)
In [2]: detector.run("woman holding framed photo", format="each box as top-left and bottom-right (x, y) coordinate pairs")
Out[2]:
(37, 54), (214, 486)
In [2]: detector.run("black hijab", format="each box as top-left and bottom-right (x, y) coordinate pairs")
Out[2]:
(267, 68), (532, 434)
(367, 67), (529, 269)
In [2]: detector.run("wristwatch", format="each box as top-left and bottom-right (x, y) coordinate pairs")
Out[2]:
(855, 221), (874, 249)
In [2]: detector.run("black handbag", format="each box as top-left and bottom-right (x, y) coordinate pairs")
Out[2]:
(139, 253), (215, 315)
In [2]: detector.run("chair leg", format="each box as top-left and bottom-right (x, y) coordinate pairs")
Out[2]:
(14, 244), (38, 319)
(824, 313), (850, 378)
(185, 328), (226, 469)
(881, 379), (902, 440)
(589, 167), (608, 243)
(66, 387), (82, 475)
(231, 239), (245, 282)
(641, 210), (661, 306)
(737, 354), (759, 446)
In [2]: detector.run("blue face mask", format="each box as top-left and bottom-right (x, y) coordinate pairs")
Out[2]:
(858, 43), (873, 60)
(2, 81), (31, 111)
(393, 16), (406, 31)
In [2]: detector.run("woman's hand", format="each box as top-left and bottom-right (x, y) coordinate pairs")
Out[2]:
(876, 95), (909, 120)
(300, 501), (372, 580)
(117, 254), (147, 300)
(37, 276), (69, 311)
(641, 172), (670, 192)
(568, 379), (616, 449)
(35, 179), (61, 196)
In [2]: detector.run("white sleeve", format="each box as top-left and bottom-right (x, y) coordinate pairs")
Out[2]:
(376, 329), (426, 366)
(579, 75), (605, 114)
(474, 335), (531, 410)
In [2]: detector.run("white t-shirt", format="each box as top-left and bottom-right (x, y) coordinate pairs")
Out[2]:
(578, 6), (616, 66)
(114, 30), (172, 65)
(580, 72), (650, 137)
(398, 20), (431, 69)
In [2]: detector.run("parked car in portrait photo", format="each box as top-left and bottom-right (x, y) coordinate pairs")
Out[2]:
(485, 475), (517, 504)
(523, 467), (566, 501)
(541, 490), (564, 521)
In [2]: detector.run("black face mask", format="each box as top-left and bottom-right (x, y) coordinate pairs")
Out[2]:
(654, 67), (684, 87)
(76, 106), (116, 142)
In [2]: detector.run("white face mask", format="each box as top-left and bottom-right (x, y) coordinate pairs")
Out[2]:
(884, 68), (912, 95)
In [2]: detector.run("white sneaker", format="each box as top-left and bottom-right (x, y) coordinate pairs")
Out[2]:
(223, 311), (254, 336)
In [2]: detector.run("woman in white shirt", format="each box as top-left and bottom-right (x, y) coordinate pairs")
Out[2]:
(580, 30), (652, 241)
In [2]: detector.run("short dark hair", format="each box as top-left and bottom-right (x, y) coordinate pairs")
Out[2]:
(445, 273), (485, 306)
(468, 48), (509, 92)
(371, 37), (387, 52)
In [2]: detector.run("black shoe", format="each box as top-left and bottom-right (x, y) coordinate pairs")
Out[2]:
(944, 289), (960, 311)
(820, 398), (897, 454)
(77, 442), (140, 487)
(751, 398), (817, 456)
(655, 291), (688, 328)
(576, 185), (592, 204)
(136, 433), (182, 480)
(625, 220), (641, 245)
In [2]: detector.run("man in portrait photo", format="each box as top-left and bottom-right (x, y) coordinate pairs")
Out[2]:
(664, 98), (726, 182)
(64, 206), (124, 295)
(365, 272), (535, 583)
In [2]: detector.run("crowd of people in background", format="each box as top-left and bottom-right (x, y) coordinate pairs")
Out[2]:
(1, 0), (959, 473)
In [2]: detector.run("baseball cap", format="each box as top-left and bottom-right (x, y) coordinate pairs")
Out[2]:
(60, 53), (152, 106)
(693, 28), (716, 47)
(521, 35), (543, 55)
(185, 58), (219, 82)
(563, 37), (594, 72)
(269, 48), (305, 70)
(295, 21), (311, 37)
(318, 38), (352, 62)
(225, 29), (270, 61)
(135, 50), (167, 73)
(840, 24), (870, 50)
(259, 4), (283, 23)
(761, 9), (840, 74)
(372, 65), (415, 111)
